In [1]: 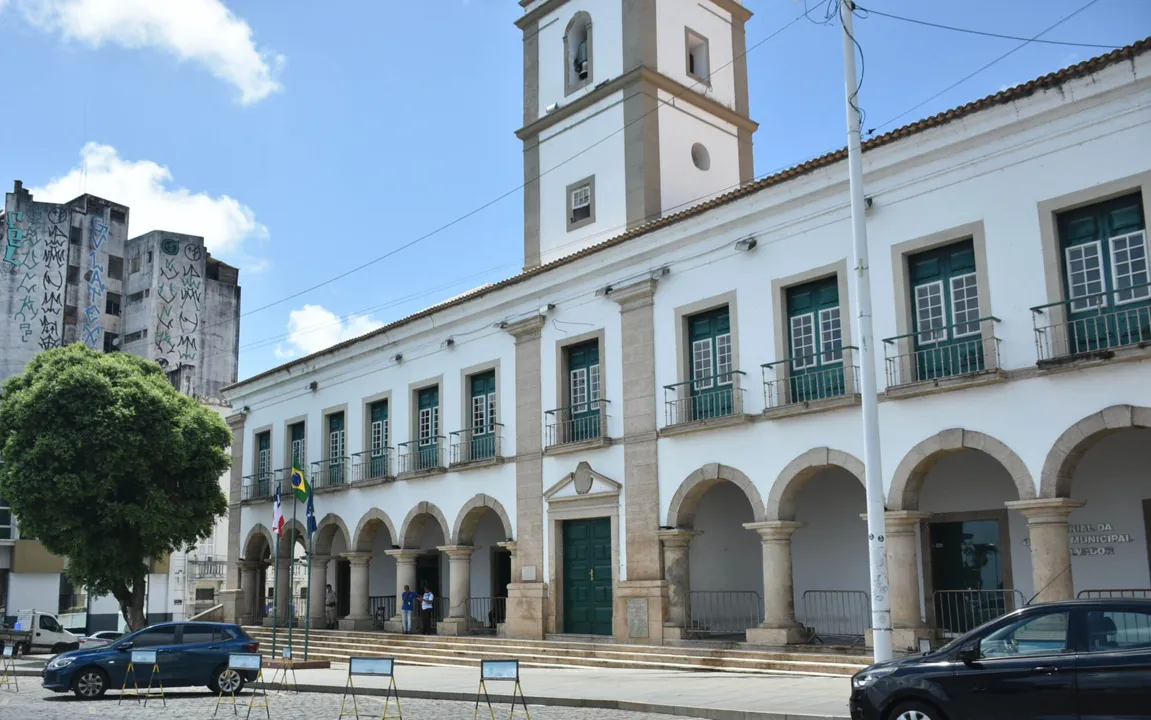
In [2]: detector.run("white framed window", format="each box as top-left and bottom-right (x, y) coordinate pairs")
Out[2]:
(291, 438), (306, 467)
(258, 448), (270, 476)
(472, 394), (488, 434)
(1109, 230), (1150, 305)
(571, 186), (591, 220)
(949, 272), (981, 337)
(418, 407), (438, 446)
(1065, 241), (1107, 312)
(686, 29), (710, 83)
(488, 392), (497, 429)
(328, 428), (345, 462)
(370, 420), (387, 457)
(691, 338), (714, 390)
(570, 367), (588, 412)
(790, 314), (816, 370)
(588, 365), (601, 410)
(819, 307), (843, 363)
(716, 333), (733, 384)
(914, 281), (947, 344)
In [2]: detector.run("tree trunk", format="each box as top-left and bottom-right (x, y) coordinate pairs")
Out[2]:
(111, 577), (148, 632)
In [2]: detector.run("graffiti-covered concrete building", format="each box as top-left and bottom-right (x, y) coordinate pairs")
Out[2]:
(1, 180), (241, 630)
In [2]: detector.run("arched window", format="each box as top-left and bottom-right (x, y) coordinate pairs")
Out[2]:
(564, 12), (593, 96)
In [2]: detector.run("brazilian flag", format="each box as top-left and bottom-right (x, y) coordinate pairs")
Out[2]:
(290, 464), (310, 504)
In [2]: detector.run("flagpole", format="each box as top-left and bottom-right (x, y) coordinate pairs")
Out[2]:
(289, 493), (297, 651)
(304, 521), (313, 661)
(271, 530), (279, 657)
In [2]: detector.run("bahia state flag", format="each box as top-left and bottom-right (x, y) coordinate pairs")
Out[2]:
(290, 464), (310, 504)
(273, 485), (285, 537)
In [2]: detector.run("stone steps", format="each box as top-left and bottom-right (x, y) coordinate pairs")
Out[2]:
(242, 627), (869, 677)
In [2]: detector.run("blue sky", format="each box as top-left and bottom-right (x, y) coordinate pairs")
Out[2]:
(1, 0), (1147, 380)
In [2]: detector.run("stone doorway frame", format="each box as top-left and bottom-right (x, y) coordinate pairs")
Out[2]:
(544, 462), (621, 636)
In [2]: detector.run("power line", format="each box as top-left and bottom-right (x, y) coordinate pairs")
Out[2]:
(870, 0), (1105, 133)
(856, 4), (1122, 50)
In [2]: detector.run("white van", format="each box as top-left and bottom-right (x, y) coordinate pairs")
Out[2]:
(0, 609), (81, 655)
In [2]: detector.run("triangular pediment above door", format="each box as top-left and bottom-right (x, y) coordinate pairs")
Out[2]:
(544, 461), (621, 502)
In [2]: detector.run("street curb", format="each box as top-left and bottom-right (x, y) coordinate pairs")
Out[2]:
(252, 681), (850, 720)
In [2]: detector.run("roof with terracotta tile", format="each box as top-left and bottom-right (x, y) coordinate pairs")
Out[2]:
(226, 37), (1150, 393)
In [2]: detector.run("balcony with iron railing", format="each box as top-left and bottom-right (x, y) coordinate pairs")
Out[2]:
(882, 317), (1002, 396)
(351, 449), (394, 484)
(241, 472), (275, 502)
(398, 438), (447, 476)
(662, 371), (748, 434)
(1031, 282), (1151, 366)
(761, 346), (860, 418)
(545, 401), (610, 452)
(450, 424), (504, 467)
(188, 558), (228, 579)
(311, 457), (350, 491)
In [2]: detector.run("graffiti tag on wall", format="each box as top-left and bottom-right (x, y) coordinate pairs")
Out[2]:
(3, 205), (66, 350)
(154, 238), (202, 367)
(83, 214), (108, 349)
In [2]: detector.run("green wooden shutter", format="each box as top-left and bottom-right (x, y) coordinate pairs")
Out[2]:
(368, 401), (389, 478)
(290, 422), (306, 467)
(566, 341), (600, 441)
(786, 277), (843, 401)
(327, 412), (346, 484)
(417, 386), (440, 469)
(909, 240), (983, 379)
(686, 306), (733, 418)
(1057, 193), (1149, 352)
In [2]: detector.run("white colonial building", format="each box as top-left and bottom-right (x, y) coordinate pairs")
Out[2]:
(222, 1), (1151, 653)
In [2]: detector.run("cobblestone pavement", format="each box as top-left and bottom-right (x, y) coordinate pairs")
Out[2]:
(1, 687), (680, 719)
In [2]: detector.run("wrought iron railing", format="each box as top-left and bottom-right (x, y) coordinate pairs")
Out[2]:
(685, 590), (763, 637)
(883, 317), (1000, 388)
(1077, 588), (1151, 599)
(370, 595), (397, 628)
(1031, 282), (1151, 363)
(311, 457), (350, 489)
(545, 401), (609, 447)
(466, 597), (506, 634)
(241, 473), (275, 501)
(352, 449), (393, 482)
(664, 371), (746, 426)
(398, 439), (447, 474)
(450, 424), (504, 464)
(933, 589), (1025, 638)
(762, 347), (859, 408)
(800, 590), (870, 645)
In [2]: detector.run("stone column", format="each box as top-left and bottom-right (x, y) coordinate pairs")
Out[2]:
(308, 555), (331, 627)
(743, 521), (804, 645)
(267, 553), (293, 626)
(236, 560), (263, 625)
(383, 549), (421, 633)
(338, 552), (373, 630)
(223, 412), (246, 622)
(882, 511), (933, 650)
(437, 545), (476, 636)
(611, 279), (668, 644)
(1006, 498), (1085, 604)
(503, 316), (547, 640)
(657, 529), (699, 638)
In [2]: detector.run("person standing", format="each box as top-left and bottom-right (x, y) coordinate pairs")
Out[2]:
(420, 585), (435, 635)
(324, 584), (338, 630)
(401, 585), (416, 634)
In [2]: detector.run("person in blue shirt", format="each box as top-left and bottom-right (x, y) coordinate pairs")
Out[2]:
(400, 585), (416, 634)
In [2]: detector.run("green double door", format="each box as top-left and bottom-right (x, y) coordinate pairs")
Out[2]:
(563, 518), (612, 635)
(910, 240), (985, 380)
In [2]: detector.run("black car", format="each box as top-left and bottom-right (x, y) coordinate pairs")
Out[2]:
(850, 599), (1151, 720)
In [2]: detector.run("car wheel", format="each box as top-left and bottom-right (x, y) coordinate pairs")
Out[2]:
(72, 667), (109, 700)
(890, 701), (947, 720)
(209, 665), (246, 695)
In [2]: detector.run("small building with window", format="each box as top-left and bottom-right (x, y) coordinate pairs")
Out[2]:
(221, 6), (1151, 652)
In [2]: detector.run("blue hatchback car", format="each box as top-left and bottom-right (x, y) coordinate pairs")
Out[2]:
(42, 622), (260, 699)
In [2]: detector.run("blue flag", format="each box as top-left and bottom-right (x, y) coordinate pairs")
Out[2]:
(305, 487), (317, 537)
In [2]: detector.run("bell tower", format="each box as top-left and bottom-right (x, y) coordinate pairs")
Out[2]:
(517, 0), (757, 269)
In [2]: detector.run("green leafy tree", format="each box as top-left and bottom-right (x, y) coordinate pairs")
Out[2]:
(0, 344), (230, 630)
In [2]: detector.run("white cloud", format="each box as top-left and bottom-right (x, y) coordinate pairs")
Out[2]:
(277, 304), (385, 358)
(13, 0), (283, 103)
(30, 142), (268, 256)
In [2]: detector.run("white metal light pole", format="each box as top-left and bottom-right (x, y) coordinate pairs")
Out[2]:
(840, 0), (893, 663)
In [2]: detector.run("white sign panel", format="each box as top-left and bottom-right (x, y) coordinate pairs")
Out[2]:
(2, 645), (13, 658)
(349, 657), (394, 676)
(481, 660), (519, 681)
(131, 650), (157, 665)
(282, 647), (292, 660)
(228, 653), (263, 671)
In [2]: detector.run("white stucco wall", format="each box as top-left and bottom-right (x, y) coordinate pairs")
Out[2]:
(657, 91), (741, 216)
(655, 0), (736, 110)
(688, 481), (761, 594)
(535, 0), (625, 118)
(8, 573), (58, 615)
